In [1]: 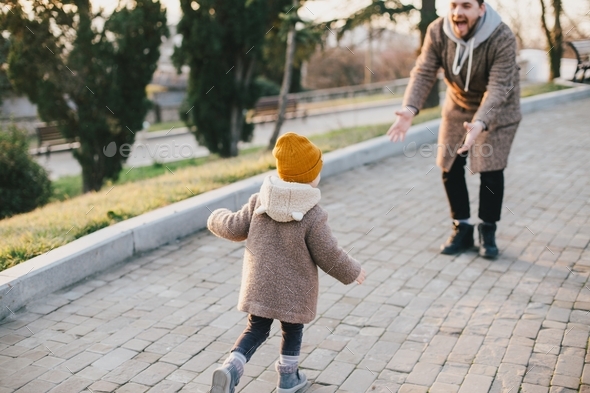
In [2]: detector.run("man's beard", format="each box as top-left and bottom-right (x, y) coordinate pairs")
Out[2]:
(453, 16), (481, 40)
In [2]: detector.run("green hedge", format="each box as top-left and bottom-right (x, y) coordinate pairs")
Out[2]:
(0, 125), (51, 219)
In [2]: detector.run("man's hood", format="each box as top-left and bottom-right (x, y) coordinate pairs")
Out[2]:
(443, 3), (502, 91)
(254, 176), (321, 223)
(443, 3), (502, 49)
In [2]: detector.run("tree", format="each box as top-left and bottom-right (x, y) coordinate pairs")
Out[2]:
(1, 0), (168, 192)
(173, 0), (270, 158)
(335, 0), (443, 107)
(268, 0), (299, 151)
(540, 0), (563, 80)
(0, 33), (11, 108)
(0, 124), (51, 219)
(259, 0), (301, 93)
(333, 0), (415, 85)
(419, 0), (439, 108)
(337, 0), (415, 34)
(304, 43), (416, 89)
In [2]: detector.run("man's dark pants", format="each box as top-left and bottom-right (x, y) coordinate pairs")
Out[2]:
(442, 152), (504, 223)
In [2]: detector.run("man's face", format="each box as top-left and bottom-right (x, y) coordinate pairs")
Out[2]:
(450, 1), (486, 39)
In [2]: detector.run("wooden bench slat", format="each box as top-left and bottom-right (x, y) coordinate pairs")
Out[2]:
(35, 124), (76, 152)
(566, 40), (590, 83)
(253, 97), (299, 117)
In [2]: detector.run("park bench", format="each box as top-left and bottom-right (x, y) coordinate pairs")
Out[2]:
(35, 124), (77, 154)
(566, 40), (590, 83)
(253, 96), (299, 119)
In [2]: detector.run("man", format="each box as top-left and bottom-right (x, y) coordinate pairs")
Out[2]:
(387, 0), (521, 258)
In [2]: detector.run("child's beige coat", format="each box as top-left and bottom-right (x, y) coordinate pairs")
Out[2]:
(207, 176), (361, 324)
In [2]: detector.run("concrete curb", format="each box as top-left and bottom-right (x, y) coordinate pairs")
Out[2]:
(145, 98), (404, 137)
(251, 97), (402, 125)
(2, 83), (590, 321)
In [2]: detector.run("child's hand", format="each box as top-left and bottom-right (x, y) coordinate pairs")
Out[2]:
(355, 268), (366, 284)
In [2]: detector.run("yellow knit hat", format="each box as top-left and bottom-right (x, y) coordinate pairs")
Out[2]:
(272, 132), (323, 183)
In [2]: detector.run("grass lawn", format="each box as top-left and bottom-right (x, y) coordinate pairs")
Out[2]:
(521, 82), (571, 97)
(0, 106), (441, 271)
(0, 81), (571, 270)
(147, 120), (187, 132)
(298, 93), (398, 111)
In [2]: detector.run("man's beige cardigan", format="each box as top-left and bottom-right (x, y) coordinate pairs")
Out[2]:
(404, 17), (522, 173)
(207, 176), (361, 324)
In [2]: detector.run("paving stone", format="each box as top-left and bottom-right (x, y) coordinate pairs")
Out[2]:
(447, 335), (484, 364)
(405, 362), (441, 386)
(457, 374), (493, 393)
(102, 327), (143, 346)
(435, 363), (469, 385)
(166, 369), (198, 384)
(548, 387), (577, 393)
(92, 348), (138, 371)
(87, 343), (116, 355)
(38, 369), (71, 384)
(2, 365), (47, 390)
(430, 382), (460, 393)
(339, 369), (376, 392)
(88, 380), (119, 392)
(550, 373), (580, 390)
(513, 319), (543, 339)
(385, 349), (422, 373)
(301, 348), (338, 370)
(103, 360), (151, 384)
(562, 324), (588, 348)
(123, 339), (152, 352)
(60, 350), (102, 373)
(583, 364), (590, 385)
(315, 361), (355, 385)
(131, 362), (177, 386)
(398, 384), (429, 393)
(419, 335), (457, 365)
(503, 343), (533, 366)
(474, 343), (507, 367)
(117, 383), (150, 393)
(1, 99), (590, 392)
(239, 379), (275, 393)
(521, 383), (549, 393)
(180, 351), (222, 373)
(146, 379), (184, 392)
(13, 379), (56, 393)
(46, 376), (92, 393)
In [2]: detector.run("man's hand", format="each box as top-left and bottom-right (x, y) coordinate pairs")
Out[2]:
(386, 107), (416, 142)
(355, 268), (366, 284)
(457, 121), (484, 155)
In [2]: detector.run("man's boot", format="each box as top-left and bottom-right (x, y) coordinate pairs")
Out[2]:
(478, 222), (499, 258)
(440, 221), (474, 255)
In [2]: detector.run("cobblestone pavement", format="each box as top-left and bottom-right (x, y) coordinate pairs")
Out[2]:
(1, 98), (590, 393)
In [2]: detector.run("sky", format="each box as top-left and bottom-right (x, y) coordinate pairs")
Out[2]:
(90, 0), (590, 48)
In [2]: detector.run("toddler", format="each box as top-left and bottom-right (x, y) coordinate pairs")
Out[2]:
(207, 132), (366, 393)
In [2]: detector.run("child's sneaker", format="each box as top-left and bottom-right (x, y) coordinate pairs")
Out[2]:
(276, 361), (307, 393)
(211, 359), (242, 393)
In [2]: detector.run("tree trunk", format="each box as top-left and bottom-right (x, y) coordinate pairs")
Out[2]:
(550, 0), (563, 80)
(540, 0), (563, 80)
(82, 168), (93, 193)
(229, 57), (244, 157)
(364, 23), (373, 85)
(419, 0), (439, 109)
(81, 151), (104, 192)
(268, 0), (298, 150)
(229, 104), (242, 157)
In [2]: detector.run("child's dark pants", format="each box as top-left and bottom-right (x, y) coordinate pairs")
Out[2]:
(231, 314), (303, 361)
